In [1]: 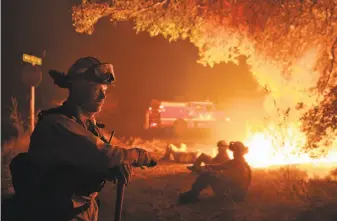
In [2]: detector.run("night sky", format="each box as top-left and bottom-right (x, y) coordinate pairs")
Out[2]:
(2, 0), (265, 140)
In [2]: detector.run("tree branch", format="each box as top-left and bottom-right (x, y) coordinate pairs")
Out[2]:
(320, 37), (337, 92)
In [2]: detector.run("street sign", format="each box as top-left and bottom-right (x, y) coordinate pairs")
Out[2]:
(22, 53), (42, 66)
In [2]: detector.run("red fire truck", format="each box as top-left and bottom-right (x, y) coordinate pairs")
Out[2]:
(144, 99), (230, 135)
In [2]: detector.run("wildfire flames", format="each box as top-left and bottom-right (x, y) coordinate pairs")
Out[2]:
(72, 1), (337, 171)
(166, 46), (337, 170)
(239, 47), (337, 168)
(243, 128), (337, 168)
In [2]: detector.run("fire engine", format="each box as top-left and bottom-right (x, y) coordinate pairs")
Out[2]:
(144, 99), (230, 135)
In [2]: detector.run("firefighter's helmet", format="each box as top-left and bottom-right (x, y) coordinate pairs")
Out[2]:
(217, 140), (229, 148)
(49, 56), (115, 88)
(229, 141), (249, 154)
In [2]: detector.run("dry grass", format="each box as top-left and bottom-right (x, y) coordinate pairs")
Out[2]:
(1, 134), (30, 165)
(1, 134), (30, 192)
(7, 97), (25, 137)
(2, 135), (337, 221)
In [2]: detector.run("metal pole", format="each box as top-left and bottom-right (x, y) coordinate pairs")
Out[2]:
(30, 86), (35, 133)
(114, 181), (125, 221)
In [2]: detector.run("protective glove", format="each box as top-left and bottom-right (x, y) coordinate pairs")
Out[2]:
(118, 164), (133, 184)
(148, 158), (158, 167)
(130, 148), (158, 167)
(109, 164), (133, 185)
(108, 148), (158, 184)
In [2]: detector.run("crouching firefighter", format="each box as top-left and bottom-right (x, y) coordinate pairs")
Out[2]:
(8, 57), (157, 221)
(179, 141), (251, 204)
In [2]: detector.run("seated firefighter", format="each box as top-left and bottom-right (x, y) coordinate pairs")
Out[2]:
(162, 141), (198, 163)
(8, 57), (157, 221)
(179, 141), (252, 204)
(186, 140), (230, 171)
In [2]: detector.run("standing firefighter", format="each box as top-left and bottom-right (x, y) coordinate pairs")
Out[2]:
(9, 57), (157, 221)
(179, 141), (251, 204)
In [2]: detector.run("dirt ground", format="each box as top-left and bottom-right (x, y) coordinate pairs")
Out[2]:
(98, 163), (337, 221)
(2, 161), (337, 221)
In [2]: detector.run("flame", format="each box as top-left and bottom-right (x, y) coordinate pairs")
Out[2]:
(243, 127), (337, 168)
(239, 47), (337, 169)
(169, 143), (187, 152)
(235, 49), (337, 170)
(202, 123), (337, 176)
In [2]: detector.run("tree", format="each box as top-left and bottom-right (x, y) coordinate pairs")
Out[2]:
(72, 0), (337, 148)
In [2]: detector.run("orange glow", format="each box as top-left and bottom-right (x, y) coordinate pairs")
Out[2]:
(72, 1), (337, 173)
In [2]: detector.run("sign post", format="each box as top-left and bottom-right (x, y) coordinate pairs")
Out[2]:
(30, 86), (35, 133)
(22, 53), (42, 133)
